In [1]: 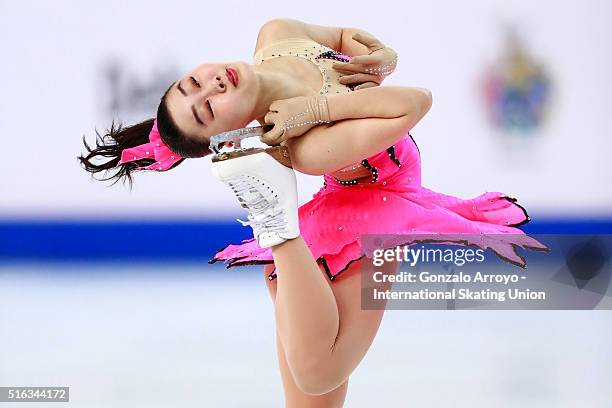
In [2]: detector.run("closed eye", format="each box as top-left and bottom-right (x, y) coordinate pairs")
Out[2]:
(188, 75), (213, 120)
(206, 100), (215, 119)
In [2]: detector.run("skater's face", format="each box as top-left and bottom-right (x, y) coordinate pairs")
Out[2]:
(164, 61), (256, 144)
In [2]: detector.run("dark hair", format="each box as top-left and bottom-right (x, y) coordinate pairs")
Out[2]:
(78, 83), (210, 188)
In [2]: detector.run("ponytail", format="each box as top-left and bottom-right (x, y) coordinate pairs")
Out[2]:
(79, 82), (211, 188)
(78, 118), (185, 188)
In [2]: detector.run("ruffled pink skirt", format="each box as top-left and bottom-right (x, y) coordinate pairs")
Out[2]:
(208, 132), (548, 281)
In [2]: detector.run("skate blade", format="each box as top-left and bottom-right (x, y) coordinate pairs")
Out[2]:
(211, 145), (293, 169)
(208, 124), (274, 154)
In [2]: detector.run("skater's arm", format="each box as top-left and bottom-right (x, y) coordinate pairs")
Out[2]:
(255, 18), (375, 57)
(285, 86), (432, 176)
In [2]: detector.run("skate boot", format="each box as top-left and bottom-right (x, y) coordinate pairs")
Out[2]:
(211, 144), (299, 248)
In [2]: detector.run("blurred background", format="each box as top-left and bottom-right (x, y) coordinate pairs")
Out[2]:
(1, 0), (610, 406)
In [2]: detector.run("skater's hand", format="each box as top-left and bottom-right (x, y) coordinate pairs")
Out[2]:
(332, 32), (398, 90)
(260, 95), (330, 145)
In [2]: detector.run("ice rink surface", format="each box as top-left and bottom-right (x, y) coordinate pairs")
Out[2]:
(1, 263), (610, 407)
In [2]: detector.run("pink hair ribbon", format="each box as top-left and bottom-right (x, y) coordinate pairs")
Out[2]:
(116, 119), (183, 171)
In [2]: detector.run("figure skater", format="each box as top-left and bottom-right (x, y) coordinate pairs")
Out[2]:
(79, 18), (548, 407)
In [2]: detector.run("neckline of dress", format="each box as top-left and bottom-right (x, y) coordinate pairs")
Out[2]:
(253, 38), (334, 95)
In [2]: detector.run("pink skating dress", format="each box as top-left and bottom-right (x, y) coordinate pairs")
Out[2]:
(208, 38), (548, 281)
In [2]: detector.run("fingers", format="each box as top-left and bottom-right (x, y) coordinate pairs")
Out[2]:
(260, 124), (285, 145)
(268, 100), (281, 112)
(354, 82), (378, 90)
(262, 111), (282, 144)
(332, 54), (380, 73)
(349, 54), (380, 66)
(331, 62), (364, 74)
(352, 32), (385, 52)
(264, 111), (277, 125)
(332, 33), (387, 77)
(338, 73), (381, 86)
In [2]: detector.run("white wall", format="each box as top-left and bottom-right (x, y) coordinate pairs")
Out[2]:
(1, 0), (610, 219)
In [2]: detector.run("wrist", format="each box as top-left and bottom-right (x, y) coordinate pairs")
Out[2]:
(308, 95), (331, 124)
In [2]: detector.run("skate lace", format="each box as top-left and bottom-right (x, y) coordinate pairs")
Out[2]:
(228, 175), (287, 234)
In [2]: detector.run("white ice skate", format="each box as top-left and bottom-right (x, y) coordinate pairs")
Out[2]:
(211, 144), (299, 248)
